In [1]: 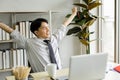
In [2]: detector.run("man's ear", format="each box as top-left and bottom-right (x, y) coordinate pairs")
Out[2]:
(34, 31), (38, 36)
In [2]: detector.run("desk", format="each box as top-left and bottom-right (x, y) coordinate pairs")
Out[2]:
(30, 68), (69, 80)
(30, 62), (120, 80)
(103, 62), (120, 80)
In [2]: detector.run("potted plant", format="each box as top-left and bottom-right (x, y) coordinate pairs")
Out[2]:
(66, 0), (102, 54)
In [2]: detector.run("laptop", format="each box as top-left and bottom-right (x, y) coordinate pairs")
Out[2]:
(58, 53), (108, 80)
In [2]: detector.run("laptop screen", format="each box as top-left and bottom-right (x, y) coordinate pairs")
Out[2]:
(69, 53), (108, 80)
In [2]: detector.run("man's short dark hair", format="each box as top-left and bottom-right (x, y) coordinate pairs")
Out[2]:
(30, 18), (48, 33)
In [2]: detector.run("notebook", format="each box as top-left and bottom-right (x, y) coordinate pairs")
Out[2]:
(114, 65), (120, 73)
(57, 53), (108, 80)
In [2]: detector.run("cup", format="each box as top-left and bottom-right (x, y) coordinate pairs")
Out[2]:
(46, 63), (57, 77)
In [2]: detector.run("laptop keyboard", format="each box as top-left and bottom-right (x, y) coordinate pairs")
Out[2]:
(56, 76), (68, 80)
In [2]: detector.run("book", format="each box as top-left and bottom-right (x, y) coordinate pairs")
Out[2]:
(2, 51), (6, 69)
(0, 51), (2, 69)
(12, 49), (17, 68)
(5, 50), (10, 68)
(23, 49), (28, 66)
(20, 49), (24, 66)
(0, 29), (2, 40)
(114, 65), (120, 73)
(16, 49), (21, 66)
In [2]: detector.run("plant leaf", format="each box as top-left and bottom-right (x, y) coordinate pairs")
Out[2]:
(84, 19), (96, 27)
(77, 19), (87, 26)
(80, 39), (89, 46)
(74, 11), (84, 22)
(66, 14), (71, 18)
(67, 27), (81, 35)
(77, 11), (84, 19)
(90, 31), (94, 34)
(73, 3), (87, 9)
(83, 0), (93, 5)
(84, 31), (94, 39)
(83, 33), (90, 39)
(88, 1), (102, 10)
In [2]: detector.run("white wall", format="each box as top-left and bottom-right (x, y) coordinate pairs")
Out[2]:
(59, 36), (81, 68)
(0, 0), (73, 12)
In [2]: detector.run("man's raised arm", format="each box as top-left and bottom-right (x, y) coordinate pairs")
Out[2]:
(0, 23), (14, 33)
(63, 7), (77, 27)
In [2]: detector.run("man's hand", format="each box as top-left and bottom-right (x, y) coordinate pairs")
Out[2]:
(63, 7), (78, 27)
(72, 7), (77, 16)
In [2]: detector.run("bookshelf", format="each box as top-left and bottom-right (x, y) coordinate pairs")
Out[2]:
(0, 69), (12, 73)
(0, 11), (53, 72)
(0, 40), (13, 43)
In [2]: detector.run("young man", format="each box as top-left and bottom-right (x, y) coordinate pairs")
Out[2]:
(0, 7), (77, 72)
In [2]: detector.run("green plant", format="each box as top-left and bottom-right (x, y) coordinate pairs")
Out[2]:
(66, 0), (102, 54)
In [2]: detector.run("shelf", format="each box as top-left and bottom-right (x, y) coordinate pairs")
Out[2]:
(0, 10), (61, 14)
(0, 40), (13, 43)
(0, 10), (47, 13)
(0, 9), (55, 73)
(0, 68), (12, 72)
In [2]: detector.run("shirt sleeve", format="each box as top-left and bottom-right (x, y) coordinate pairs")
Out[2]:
(52, 25), (67, 43)
(10, 30), (27, 48)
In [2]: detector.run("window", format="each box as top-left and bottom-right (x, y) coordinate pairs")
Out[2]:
(101, 0), (115, 62)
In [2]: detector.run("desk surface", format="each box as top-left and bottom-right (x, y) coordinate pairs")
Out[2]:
(103, 62), (120, 80)
(6, 62), (120, 80)
(30, 62), (120, 80)
(30, 68), (69, 80)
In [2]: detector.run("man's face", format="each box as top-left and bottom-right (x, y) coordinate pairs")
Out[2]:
(34, 22), (50, 39)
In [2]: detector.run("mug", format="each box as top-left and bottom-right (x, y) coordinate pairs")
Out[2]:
(46, 63), (57, 77)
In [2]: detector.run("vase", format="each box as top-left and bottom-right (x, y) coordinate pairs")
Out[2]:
(16, 78), (28, 80)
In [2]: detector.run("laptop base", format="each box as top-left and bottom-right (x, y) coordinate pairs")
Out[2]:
(56, 76), (68, 80)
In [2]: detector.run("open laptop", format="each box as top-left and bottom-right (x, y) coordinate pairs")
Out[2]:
(58, 53), (108, 80)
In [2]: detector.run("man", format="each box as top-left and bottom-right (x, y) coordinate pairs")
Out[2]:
(0, 7), (77, 72)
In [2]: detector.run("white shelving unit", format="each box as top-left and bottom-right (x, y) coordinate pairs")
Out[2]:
(0, 40), (13, 43)
(0, 11), (53, 72)
(0, 69), (12, 73)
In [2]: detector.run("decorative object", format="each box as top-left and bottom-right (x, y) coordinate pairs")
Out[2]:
(12, 66), (31, 80)
(66, 0), (102, 54)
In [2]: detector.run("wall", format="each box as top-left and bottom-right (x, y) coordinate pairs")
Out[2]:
(0, 0), (73, 12)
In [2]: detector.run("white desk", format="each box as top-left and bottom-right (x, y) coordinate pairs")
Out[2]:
(103, 62), (120, 80)
(30, 62), (120, 80)
(30, 68), (69, 80)
(6, 62), (120, 80)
